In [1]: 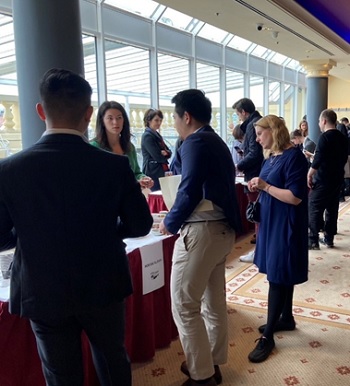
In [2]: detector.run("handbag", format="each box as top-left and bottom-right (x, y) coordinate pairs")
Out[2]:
(246, 191), (261, 223)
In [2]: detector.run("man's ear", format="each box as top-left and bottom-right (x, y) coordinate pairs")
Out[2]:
(85, 105), (93, 122)
(184, 111), (191, 124)
(36, 103), (46, 121)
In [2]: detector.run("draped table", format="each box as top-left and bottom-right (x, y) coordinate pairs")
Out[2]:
(0, 234), (178, 386)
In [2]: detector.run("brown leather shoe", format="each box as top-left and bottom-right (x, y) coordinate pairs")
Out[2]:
(180, 361), (222, 384)
(181, 376), (217, 385)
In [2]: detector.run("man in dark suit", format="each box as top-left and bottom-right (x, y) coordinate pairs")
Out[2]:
(159, 89), (241, 386)
(0, 68), (153, 386)
(232, 98), (263, 262)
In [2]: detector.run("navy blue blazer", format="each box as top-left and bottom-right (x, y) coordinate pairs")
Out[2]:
(0, 134), (153, 319)
(164, 126), (242, 234)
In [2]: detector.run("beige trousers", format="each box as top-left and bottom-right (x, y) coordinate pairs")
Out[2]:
(170, 220), (236, 381)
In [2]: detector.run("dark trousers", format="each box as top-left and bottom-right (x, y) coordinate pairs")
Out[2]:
(30, 300), (131, 386)
(308, 184), (341, 243)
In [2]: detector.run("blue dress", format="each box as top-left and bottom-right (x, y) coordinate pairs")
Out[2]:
(254, 147), (309, 285)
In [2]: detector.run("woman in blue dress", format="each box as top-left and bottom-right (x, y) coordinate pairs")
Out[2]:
(246, 115), (309, 363)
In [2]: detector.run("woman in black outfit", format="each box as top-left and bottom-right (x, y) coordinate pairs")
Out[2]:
(141, 108), (172, 191)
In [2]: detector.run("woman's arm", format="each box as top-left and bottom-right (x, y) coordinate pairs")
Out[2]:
(248, 177), (302, 205)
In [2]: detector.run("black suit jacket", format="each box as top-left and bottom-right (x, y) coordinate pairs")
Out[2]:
(141, 128), (172, 189)
(237, 111), (264, 182)
(0, 134), (153, 319)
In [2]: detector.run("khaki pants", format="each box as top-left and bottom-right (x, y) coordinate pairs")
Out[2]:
(171, 220), (235, 381)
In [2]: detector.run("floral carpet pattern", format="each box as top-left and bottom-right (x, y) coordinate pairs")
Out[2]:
(132, 199), (350, 385)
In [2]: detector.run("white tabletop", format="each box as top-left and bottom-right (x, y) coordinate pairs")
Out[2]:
(0, 233), (172, 302)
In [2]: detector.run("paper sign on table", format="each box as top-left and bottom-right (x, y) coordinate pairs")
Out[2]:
(139, 242), (165, 295)
(159, 174), (213, 212)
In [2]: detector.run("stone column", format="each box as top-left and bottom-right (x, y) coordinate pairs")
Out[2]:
(12, 0), (84, 148)
(300, 59), (336, 144)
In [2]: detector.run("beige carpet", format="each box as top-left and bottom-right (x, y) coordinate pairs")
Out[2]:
(132, 199), (350, 386)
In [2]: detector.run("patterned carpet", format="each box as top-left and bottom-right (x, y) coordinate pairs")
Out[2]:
(132, 199), (350, 386)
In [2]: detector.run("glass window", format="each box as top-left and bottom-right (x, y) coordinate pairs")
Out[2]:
(250, 45), (271, 59)
(269, 52), (289, 65)
(227, 35), (254, 51)
(250, 75), (264, 114)
(197, 23), (230, 43)
(158, 53), (190, 152)
(226, 70), (244, 143)
(0, 14), (17, 96)
(103, 40), (151, 149)
(296, 86), (306, 126)
(284, 83), (295, 130)
(82, 35), (98, 139)
(268, 81), (280, 116)
(196, 62), (220, 134)
(104, 0), (160, 18)
(158, 8), (194, 31)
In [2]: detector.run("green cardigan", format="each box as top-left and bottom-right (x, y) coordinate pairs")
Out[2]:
(90, 140), (146, 181)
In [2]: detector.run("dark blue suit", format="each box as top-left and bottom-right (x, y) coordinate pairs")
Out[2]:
(164, 125), (241, 233)
(0, 133), (153, 386)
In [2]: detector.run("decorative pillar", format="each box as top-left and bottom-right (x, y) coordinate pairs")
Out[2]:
(12, 0), (84, 148)
(300, 59), (336, 144)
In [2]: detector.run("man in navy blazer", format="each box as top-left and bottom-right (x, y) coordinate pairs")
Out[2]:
(0, 69), (153, 386)
(159, 89), (241, 386)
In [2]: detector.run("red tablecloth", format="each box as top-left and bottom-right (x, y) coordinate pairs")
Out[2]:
(0, 235), (178, 386)
(147, 191), (168, 213)
(125, 235), (178, 362)
(235, 183), (255, 236)
(147, 185), (254, 236)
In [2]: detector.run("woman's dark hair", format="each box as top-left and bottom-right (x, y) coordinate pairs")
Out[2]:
(290, 129), (302, 140)
(94, 101), (131, 153)
(232, 123), (244, 140)
(143, 108), (164, 128)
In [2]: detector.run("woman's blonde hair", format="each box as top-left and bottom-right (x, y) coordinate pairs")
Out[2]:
(254, 115), (291, 158)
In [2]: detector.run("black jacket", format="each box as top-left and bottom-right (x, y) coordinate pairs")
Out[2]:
(237, 111), (264, 182)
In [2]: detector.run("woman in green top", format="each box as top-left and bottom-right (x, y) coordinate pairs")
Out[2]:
(91, 101), (154, 189)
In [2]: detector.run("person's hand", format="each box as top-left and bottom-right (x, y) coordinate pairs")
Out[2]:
(303, 150), (313, 159)
(307, 174), (314, 189)
(159, 220), (173, 235)
(139, 176), (154, 189)
(248, 177), (268, 192)
(161, 150), (168, 156)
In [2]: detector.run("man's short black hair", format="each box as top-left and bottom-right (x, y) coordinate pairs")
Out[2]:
(39, 68), (92, 125)
(232, 98), (256, 114)
(171, 89), (211, 124)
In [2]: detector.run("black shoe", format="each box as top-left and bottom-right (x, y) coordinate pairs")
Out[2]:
(309, 239), (320, 251)
(248, 337), (275, 363)
(308, 241), (320, 250)
(319, 237), (334, 248)
(181, 361), (222, 385)
(181, 377), (217, 386)
(258, 319), (296, 334)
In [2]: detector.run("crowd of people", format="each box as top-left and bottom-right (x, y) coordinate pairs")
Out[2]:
(0, 68), (349, 386)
